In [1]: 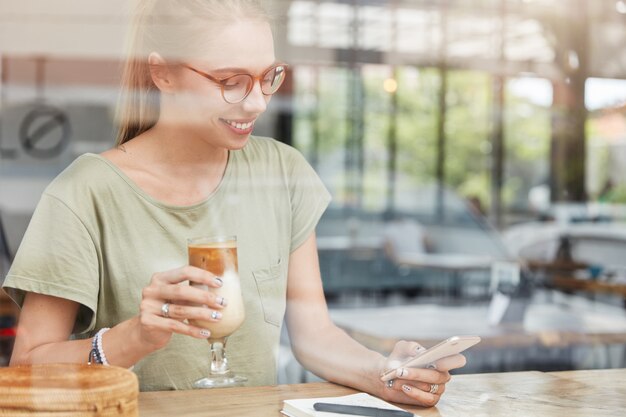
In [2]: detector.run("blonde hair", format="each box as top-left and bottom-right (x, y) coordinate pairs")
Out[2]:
(115, 0), (271, 145)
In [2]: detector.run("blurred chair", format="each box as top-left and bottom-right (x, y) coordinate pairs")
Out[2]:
(0, 208), (18, 367)
(382, 210), (431, 264)
(382, 210), (495, 298)
(0, 208), (12, 277)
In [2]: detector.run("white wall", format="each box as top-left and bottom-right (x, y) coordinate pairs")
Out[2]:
(0, 0), (131, 59)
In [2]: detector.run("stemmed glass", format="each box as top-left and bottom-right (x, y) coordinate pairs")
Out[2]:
(188, 235), (246, 388)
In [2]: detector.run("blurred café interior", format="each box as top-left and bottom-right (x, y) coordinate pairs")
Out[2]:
(1, 0), (626, 384)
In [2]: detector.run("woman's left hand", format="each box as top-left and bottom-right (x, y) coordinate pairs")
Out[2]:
(377, 340), (466, 407)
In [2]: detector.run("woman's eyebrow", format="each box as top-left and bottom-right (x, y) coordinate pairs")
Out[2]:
(209, 61), (281, 75)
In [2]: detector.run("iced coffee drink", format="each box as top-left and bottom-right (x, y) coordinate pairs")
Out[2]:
(188, 238), (244, 340)
(187, 235), (246, 388)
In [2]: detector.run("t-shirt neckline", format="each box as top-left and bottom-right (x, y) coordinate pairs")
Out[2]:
(84, 151), (234, 212)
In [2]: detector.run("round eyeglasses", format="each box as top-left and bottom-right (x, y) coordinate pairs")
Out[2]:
(183, 63), (288, 104)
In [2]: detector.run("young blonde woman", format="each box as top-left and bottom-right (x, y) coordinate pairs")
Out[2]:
(3, 0), (465, 404)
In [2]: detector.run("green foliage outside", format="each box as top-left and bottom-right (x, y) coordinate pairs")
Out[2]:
(444, 71), (492, 206)
(503, 83), (552, 211)
(293, 66), (551, 215)
(585, 115), (626, 203)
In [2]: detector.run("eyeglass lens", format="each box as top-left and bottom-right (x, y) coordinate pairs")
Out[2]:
(222, 66), (286, 103)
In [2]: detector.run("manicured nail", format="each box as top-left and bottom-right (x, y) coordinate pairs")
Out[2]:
(402, 385), (412, 392)
(396, 368), (407, 378)
(217, 297), (227, 307)
(211, 311), (222, 320)
(214, 277), (223, 287)
(199, 329), (211, 338)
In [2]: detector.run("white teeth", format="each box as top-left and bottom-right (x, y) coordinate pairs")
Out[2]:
(225, 120), (253, 130)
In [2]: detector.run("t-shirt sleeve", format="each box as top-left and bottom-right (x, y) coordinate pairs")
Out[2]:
(2, 192), (99, 334)
(286, 150), (332, 252)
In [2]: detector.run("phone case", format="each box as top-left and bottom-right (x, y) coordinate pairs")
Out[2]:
(381, 335), (481, 381)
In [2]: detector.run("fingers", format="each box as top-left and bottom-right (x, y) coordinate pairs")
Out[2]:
(384, 378), (446, 407)
(160, 302), (223, 323)
(146, 266), (227, 309)
(391, 367), (451, 385)
(399, 380), (446, 396)
(398, 378), (447, 397)
(389, 340), (426, 360)
(381, 340), (461, 407)
(140, 265), (230, 342)
(398, 382), (444, 406)
(382, 340), (426, 380)
(151, 266), (224, 287)
(139, 308), (213, 340)
(143, 283), (227, 310)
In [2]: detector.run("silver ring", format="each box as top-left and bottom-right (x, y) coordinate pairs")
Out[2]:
(386, 379), (395, 389)
(161, 302), (170, 318)
(429, 383), (439, 394)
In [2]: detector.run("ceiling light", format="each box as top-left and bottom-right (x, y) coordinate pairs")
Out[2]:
(383, 78), (398, 93)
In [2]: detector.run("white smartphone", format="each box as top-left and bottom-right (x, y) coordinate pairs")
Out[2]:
(380, 335), (481, 381)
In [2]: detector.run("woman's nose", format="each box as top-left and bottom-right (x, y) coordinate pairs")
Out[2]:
(242, 81), (268, 114)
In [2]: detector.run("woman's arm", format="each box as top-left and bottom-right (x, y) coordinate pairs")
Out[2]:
(10, 265), (227, 368)
(10, 293), (155, 367)
(285, 233), (385, 392)
(285, 232), (463, 406)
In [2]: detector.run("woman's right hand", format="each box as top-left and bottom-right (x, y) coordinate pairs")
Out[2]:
(137, 265), (227, 350)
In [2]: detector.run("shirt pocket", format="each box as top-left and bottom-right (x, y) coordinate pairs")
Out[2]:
(252, 258), (285, 327)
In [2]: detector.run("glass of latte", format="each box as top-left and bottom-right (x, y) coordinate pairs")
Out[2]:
(188, 235), (246, 388)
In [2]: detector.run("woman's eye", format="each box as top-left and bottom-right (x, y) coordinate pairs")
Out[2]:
(223, 75), (248, 89)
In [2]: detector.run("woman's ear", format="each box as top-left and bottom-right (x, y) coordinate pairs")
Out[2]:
(148, 52), (176, 93)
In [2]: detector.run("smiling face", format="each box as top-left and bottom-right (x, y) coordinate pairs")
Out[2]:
(160, 19), (277, 150)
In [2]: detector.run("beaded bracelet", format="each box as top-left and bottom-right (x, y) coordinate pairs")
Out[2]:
(95, 327), (110, 365)
(88, 328), (110, 365)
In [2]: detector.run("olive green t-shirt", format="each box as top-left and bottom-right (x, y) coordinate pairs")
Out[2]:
(3, 136), (331, 391)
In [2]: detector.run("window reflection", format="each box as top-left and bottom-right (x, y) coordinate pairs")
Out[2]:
(1, 0), (626, 380)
